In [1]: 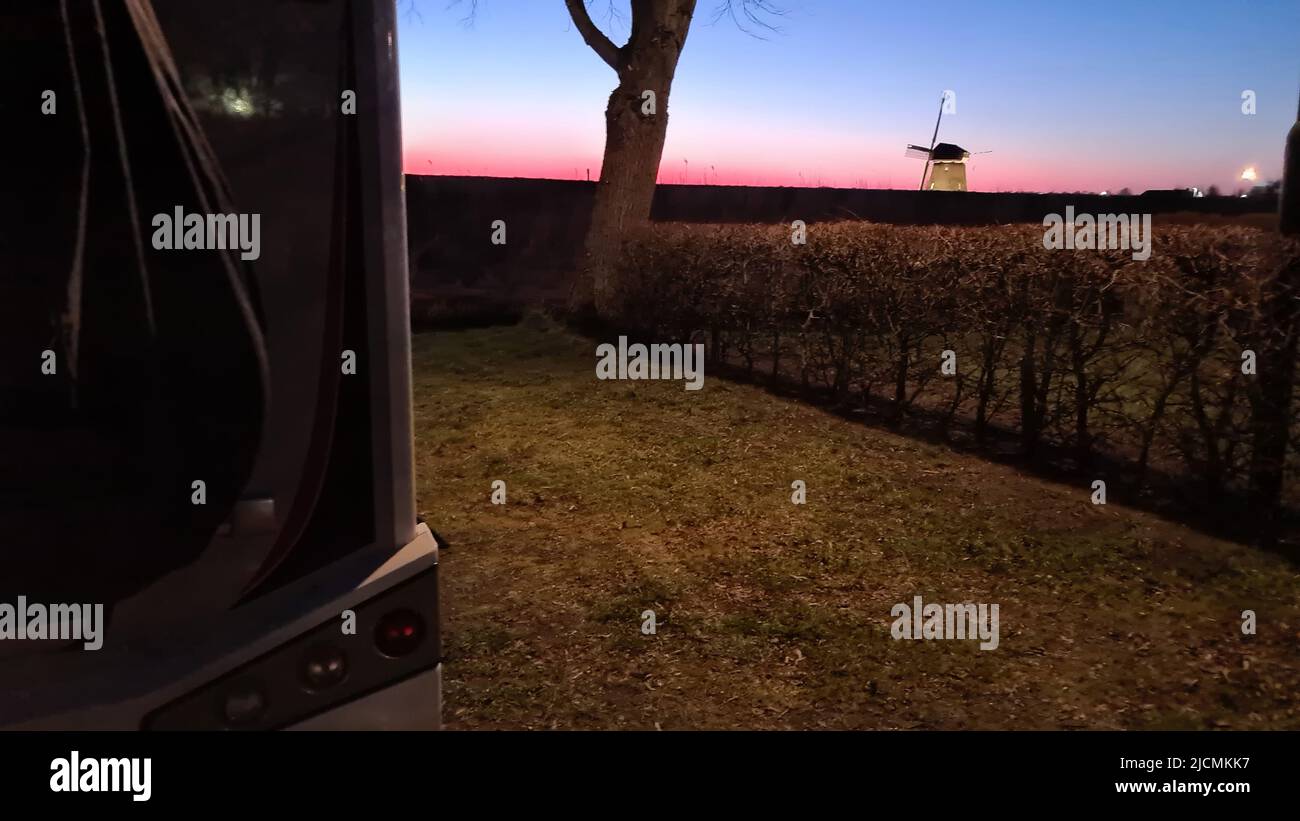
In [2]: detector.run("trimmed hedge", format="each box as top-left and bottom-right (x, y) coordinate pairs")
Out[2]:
(615, 221), (1300, 526)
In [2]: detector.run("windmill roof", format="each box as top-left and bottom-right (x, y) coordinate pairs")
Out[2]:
(930, 142), (969, 160)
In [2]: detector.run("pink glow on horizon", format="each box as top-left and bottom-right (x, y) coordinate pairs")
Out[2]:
(403, 146), (1182, 193)
(403, 115), (1243, 192)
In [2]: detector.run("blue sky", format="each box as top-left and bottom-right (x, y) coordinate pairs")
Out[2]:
(397, 0), (1299, 191)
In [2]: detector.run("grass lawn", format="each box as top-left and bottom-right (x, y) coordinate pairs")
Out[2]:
(411, 317), (1300, 730)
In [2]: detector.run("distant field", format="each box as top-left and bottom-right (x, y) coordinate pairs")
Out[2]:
(412, 319), (1300, 730)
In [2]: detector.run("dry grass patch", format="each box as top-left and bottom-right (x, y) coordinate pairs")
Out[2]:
(413, 318), (1300, 730)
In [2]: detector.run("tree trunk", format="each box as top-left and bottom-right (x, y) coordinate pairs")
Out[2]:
(567, 0), (697, 319)
(1247, 271), (1298, 546)
(974, 337), (999, 445)
(1019, 329), (1039, 456)
(892, 342), (909, 425)
(1136, 372), (1182, 484)
(942, 374), (965, 441)
(1069, 323), (1091, 470)
(1248, 105), (1300, 549)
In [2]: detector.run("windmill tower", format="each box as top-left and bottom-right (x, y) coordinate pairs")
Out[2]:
(916, 143), (971, 191)
(906, 92), (981, 191)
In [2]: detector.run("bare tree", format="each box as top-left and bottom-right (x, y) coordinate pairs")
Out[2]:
(442, 1), (783, 318)
(564, 0), (696, 317)
(564, 1), (782, 317)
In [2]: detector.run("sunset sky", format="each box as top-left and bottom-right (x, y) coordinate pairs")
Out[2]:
(397, 0), (1299, 193)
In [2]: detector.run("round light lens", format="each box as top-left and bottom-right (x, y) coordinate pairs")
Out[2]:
(374, 609), (426, 658)
(301, 644), (348, 692)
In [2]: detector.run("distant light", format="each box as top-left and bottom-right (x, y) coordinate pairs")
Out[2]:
(221, 87), (255, 118)
(1240, 166), (1258, 182)
(1100, 190), (1109, 196)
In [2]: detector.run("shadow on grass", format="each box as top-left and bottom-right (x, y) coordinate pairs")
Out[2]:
(541, 309), (1300, 565)
(409, 304), (1297, 562)
(721, 357), (1299, 566)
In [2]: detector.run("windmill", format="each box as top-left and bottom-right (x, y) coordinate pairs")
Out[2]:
(906, 92), (988, 191)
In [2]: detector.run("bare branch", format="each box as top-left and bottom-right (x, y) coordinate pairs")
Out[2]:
(711, 0), (786, 39)
(444, 0), (477, 27)
(565, 0), (623, 71)
(598, 0), (628, 35)
(401, 0), (424, 25)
